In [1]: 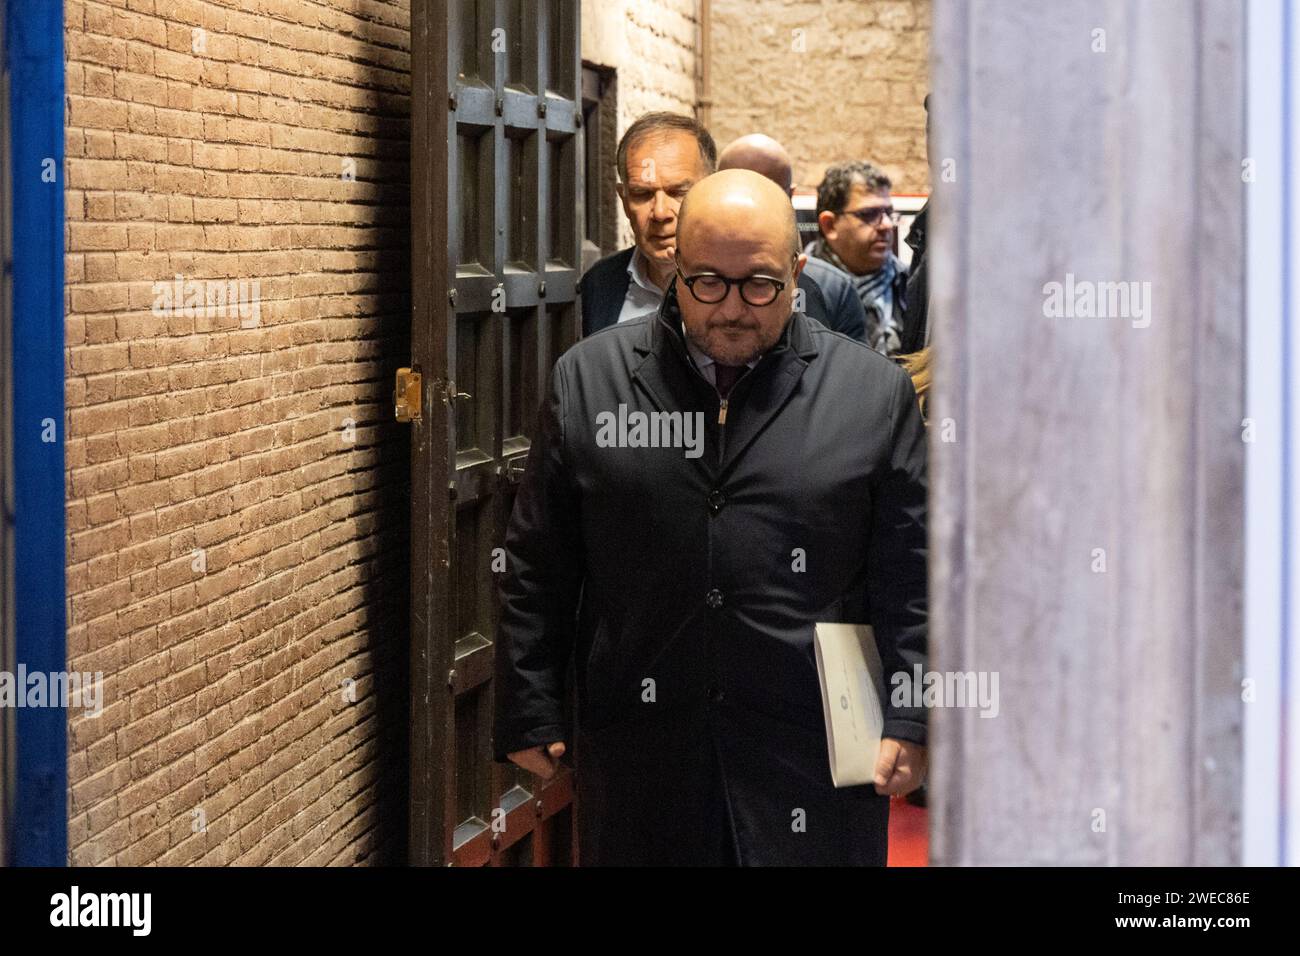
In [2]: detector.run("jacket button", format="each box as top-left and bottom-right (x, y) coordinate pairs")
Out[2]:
(706, 588), (724, 609)
(707, 490), (725, 513)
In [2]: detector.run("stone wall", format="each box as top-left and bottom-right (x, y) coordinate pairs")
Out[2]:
(708, 0), (931, 194)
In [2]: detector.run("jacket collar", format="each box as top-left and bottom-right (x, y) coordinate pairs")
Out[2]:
(905, 201), (928, 255)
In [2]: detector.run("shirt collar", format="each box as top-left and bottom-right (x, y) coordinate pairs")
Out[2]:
(628, 247), (666, 297)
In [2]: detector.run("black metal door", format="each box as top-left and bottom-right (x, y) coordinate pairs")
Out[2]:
(407, 0), (582, 866)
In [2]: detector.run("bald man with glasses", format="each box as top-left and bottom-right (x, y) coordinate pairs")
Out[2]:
(493, 169), (929, 866)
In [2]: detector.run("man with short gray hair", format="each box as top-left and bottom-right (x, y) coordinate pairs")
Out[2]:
(579, 111), (717, 337)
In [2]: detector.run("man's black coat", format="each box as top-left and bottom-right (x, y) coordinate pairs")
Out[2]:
(900, 201), (930, 354)
(493, 283), (928, 865)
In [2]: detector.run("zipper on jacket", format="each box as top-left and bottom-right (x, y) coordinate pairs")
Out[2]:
(717, 397), (729, 425)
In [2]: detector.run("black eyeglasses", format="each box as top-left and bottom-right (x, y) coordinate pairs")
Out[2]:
(843, 206), (901, 227)
(674, 260), (795, 307)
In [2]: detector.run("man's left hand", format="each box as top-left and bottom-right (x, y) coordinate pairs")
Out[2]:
(873, 738), (927, 796)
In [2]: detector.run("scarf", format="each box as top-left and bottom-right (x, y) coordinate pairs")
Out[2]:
(806, 237), (903, 355)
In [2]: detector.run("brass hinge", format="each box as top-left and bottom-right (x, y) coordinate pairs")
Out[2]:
(394, 367), (422, 423)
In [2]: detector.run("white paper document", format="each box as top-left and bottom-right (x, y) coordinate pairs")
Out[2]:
(813, 622), (886, 788)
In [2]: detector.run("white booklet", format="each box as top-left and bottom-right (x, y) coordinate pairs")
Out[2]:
(813, 622), (886, 788)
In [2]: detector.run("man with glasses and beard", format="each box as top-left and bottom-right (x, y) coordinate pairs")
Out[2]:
(808, 160), (910, 355)
(493, 169), (929, 866)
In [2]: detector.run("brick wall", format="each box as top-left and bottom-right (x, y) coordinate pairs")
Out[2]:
(708, 0), (931, 194)
(63, 0), (412, 865)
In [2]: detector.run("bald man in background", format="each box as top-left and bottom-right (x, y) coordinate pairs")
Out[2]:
(493, 169), (929, 866)
(717, 134), (867, 342)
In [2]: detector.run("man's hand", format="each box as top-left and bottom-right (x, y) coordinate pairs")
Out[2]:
(873, 738), (927, 796)
(507, 741), (566, 779)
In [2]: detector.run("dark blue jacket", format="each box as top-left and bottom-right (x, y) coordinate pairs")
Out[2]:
(493, 284), (928, 864)
(580, 247), (867, 341)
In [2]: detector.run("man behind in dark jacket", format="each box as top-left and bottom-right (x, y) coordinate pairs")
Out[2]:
(899, 94), (933, 355)
(494, 169), (928, 866)
(581, 114), (866, 342)
(717, 133), (867, 342)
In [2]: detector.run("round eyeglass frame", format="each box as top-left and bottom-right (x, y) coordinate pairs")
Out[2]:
(674, 256), (797, 307)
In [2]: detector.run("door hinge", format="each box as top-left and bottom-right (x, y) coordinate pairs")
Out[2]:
(394, 367), (422, 423)
(395, 370), (471, 423)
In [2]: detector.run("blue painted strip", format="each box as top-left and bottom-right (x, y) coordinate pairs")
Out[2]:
(6, 0), (66, 866)
(1281, 0), (1294, 869)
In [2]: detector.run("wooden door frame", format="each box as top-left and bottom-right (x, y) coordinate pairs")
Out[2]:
(408, 0), (453, 867)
